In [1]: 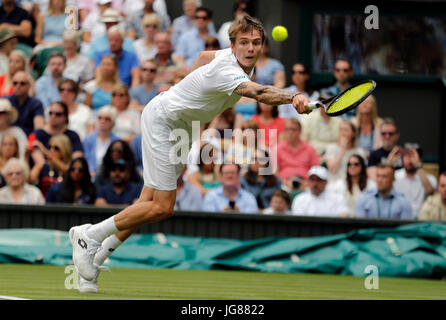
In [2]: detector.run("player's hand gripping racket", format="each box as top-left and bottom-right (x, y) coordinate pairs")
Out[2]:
(308, 80), (377, 117)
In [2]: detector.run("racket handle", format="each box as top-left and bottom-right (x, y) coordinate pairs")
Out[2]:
(308, 101), (324, 111)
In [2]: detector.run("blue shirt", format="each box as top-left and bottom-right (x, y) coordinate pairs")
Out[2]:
(130, 134), (142, 172)
(255, 58), (285, 86)
(171, 15), (216, 50)
(33, 128), (83, 153)
(240, 176), (282, 209)
(8, 95), (44, 136)
(175, 181), (203, 212)
(34, 74), (61, 109)
(129, 84), (159, 107)
(176, 28), (222, 68)
(354, 189), (413, 219)
(94, 49), (140, 87)
(96, 181), (143, 205)
(87, 35), (135, 60)
(202, 186), (259, 213)
(83, 131), (120, 172)
(46, 181), (96, 205)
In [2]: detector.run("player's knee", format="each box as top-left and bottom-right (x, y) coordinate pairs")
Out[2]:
(152, 201), (174, 220)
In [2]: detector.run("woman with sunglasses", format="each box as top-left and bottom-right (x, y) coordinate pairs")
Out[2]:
(327, 154), (376, 214)
(0, 134), (20, 188)
(29, 133), (72, 197)
(110, 83), (140, 144)
(46, 157), (96, 205)
(0, 50), (34, 97)
(134, 14), (160, 64)
(59, 78), (94, 141)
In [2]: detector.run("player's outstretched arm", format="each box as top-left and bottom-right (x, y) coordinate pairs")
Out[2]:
(190, 50), (217, 72)
(234, 81), (310, 114)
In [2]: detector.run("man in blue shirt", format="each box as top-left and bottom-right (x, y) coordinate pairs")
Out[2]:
(355, 163), (413, 219)
(35, 51), (65, 109)
(95, 159), (143, 206)
(175, 6), (222, 68)
(94, 26), (140, 88)
(202, 163), (258, 213)
(320, 59), (355, 119)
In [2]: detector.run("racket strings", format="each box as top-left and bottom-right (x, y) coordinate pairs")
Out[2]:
(326, 82), (374, 114)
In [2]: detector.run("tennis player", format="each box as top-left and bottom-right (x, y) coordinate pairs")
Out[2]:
(69, 14), (310, 293)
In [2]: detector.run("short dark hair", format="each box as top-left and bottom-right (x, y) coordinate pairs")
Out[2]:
(195, 6), (212, 19)
(271, 189), (291, 206)
(58, 78), (79, 96)
(219, 163), (241, 174)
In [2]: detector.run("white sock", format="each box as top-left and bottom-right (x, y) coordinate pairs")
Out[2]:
(94, 235), (122, 266)
(86, 216), (119, 243)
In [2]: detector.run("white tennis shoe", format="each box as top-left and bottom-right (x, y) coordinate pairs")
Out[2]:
(69, 224), (101, 281)
(78, 273), (99, 293)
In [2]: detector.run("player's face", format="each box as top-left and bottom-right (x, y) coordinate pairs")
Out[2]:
(231, 29), (263, 73)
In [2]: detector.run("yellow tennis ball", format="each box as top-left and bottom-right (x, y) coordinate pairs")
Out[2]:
(272, 25), (288, 42)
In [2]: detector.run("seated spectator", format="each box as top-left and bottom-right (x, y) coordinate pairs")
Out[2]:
(276, 118), (320, 186)
(175, 6), (222, 68)
(153, 32), (186, 85)
(81, 0), (115, 47)
(207, 106), (243, 140)
(327, 154), (376, 214)
(0, 0), (33, 48)
(58, 78), (94, 141)
(0, 29), (18, 75)
(86, 8), (135, 62)
(94, 139), (142, 188)
(241, 150), (282, 210)
(320, 59), (355, 119)
(46, 157), (96, 205)
(8, 70), (45, 136)
(0, 49), (33, 97)
(175, 165), (203, 212)
(254, 37), (285, 88)
(203, 35), (221, 51)
(0, 158), (44, 204)
(129, 58), (159, 112)
(355, 163), (413, 219)
(351, 95), (383, 155)
(324, 120), (367, 184)
(301, 104), (342, 156)
(30, 101), (84, 159)
(278, 62), (320, 119)
(94, 25), (140, 88)
(29, 133), (72, 197)
(0, 133), (20, 187)
(0, 99), (27, 159)
(419, 171), (446, 221)
(367, 117), (403, 181)
(61, 29), (94, 85)
(171, 0), (216, 49)
(217, 0), (251, 48)
(34, 0), (67, 52)
(95, 158), (143, 206)
(34, 51), (66, 109)
(202, 163), (258, 213)
(110, 83), (141, 144)
(83, 105), (119, 177)
(251, 102), (285, 148)
(291, 166), (350, 217)
(394, 145), (436, 218)
(125, 0), (171, 38)
(134, 13), (159, 64)
(263, 189), (291, 215)
(187, 142), (221, 197)
(84, 53), (121, 111)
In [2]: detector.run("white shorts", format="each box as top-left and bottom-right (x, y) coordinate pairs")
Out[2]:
(141, 96), (192, 191)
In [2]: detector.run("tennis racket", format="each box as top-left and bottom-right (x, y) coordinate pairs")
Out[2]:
(308, 80), (377, 117)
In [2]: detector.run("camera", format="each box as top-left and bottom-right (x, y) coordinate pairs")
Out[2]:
(291, 176), (303, 189)
(228, 200), (236, 209)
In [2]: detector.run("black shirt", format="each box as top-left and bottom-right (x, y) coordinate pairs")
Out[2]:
(0, 5), (34, 47)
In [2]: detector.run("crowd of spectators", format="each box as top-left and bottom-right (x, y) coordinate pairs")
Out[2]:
(0, 0), (443, 222)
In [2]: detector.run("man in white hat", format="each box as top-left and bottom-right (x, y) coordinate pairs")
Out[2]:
(291, 165), (350, 217)
(0, 98), (27, 158)
(86, 8), (135, 61)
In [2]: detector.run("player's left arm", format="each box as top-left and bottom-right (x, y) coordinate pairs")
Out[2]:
(190, 50), (217, 72)
(234, 81), (310, 114)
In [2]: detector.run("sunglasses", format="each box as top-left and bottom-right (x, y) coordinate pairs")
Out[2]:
(59, 87), (75, 92)
(110, 148), (124, 153)
(111, 164), (127, 172)
(49, 145), (60, 151)
(112, 93), (127, 97)
(292, 70), (306, 75)
(12, 81), (28, 86)
(70, 167), (85, 173)
(141, 67), (157, 73)
(347, 162), (361, 167)
(98, 116), (112, 121)
(205, 42), (219, 48)
(144, 24), (158, 28)
(195, 15), (209, 20)
(49, 111), (65, 117)
(334, 68), (350, 73)
(381, 131), (396, 137)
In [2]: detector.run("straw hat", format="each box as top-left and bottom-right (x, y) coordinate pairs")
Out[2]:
(0, 99), (18, 124)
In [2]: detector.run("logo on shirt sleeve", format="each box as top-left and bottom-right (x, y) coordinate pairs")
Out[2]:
(234, 75), (247, 81)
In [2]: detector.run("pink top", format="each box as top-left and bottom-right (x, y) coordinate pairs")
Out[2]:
(252, 114), (285, 147)
(276, 140), (320, 180)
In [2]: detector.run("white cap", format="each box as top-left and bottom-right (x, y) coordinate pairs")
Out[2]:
(96, 0), (112, 5)
(308, 166), (328, 180)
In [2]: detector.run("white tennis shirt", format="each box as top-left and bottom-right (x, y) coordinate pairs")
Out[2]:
(156, 48), (253, 125)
